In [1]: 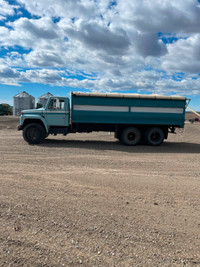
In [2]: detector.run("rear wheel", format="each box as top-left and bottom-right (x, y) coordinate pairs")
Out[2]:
(145, 127), (164, 146)
(23, 123), (46, 144)
(121, 127), (141, 146)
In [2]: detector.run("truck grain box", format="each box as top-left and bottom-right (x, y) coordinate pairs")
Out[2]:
(18, 92), (189, 146)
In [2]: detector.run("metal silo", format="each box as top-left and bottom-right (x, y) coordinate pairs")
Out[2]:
(13, 91), (35, 116)
(38, 92), (53, 108)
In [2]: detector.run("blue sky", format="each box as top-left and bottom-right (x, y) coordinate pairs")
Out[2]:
(0, 0), (200, 110)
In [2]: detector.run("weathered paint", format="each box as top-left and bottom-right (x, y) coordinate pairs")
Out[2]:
(22, 113), (49, 132)
(71, 93), (187, 127)
(19, 93), (188, 133)
(43, 97), (70, 127)
(73, 105), (129, 112)
(21, 97), (70, 131)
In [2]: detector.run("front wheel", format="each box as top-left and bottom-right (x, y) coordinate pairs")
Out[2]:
(121, 127), (141, 146)
(145, 127), (164, 146)
(23, 123), (46, 144)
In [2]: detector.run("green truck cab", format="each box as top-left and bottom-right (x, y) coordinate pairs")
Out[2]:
(18, 92), (188, 146)
(18, 96), (70, 142)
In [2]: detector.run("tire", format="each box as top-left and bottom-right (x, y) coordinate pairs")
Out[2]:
(23, 123), (46, 144)
(145, 127), (164, 146)
(121, 127), (141, 146)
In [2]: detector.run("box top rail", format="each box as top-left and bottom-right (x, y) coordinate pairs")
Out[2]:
(72, 92), (187, 101)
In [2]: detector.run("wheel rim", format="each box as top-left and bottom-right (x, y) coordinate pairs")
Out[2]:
(150, 131), (161, 142)
(27, 127), (40, 141)
(128, 132), (136, 141)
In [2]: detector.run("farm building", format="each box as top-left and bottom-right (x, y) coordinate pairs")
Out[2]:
(13, 91), (35, 116)
(38, 92), (53, 108)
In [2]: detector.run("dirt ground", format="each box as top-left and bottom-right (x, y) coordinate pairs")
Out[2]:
(0, 116), (200, 267)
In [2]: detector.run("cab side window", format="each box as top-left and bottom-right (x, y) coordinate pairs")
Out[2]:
(48, 99), (65, 111)
(59, 100), (65, 110)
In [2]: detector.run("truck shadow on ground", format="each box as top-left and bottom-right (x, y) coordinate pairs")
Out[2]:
(40, 139), (200, 154)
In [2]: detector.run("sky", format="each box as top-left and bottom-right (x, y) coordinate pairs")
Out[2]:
(0, 0), (200, 110)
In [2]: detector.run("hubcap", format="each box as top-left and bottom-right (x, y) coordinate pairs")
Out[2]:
(150, 132), (160, 142)
(27, 127), (40, 140)
(128, 132), (136, 141)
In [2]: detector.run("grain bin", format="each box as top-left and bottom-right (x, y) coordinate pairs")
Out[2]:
(38, 92), (53, 108)
(13, 91), (35, 116)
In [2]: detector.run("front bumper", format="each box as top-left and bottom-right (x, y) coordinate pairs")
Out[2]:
(18, 125), (23, 131)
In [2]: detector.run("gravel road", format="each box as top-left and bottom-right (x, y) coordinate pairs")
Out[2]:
(0, 117), (200, 266)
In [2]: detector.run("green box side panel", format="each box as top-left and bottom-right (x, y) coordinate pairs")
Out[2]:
(71, 95), (186, 126)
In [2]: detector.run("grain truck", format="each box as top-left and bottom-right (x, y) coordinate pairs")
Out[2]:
(18, 92), (188, 146)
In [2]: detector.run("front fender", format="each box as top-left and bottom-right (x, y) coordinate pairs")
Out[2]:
(22, 114), (49, 133)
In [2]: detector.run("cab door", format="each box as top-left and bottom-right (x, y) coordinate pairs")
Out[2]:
(44, 97), (69, 127)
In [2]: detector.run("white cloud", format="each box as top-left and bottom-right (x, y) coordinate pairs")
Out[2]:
(0, 0), (18, 20)
(133, 32), (167, 57)
(0, 66), (200, 97)
(0, 65), (20, 78)
(162, 34), (200, 73)
(65, 21), (130, 55)
(116, 0), (200, 34)
(0, 0), (200, 96)
(16, 0), (98, 19)
(2, 17), (62, 48)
